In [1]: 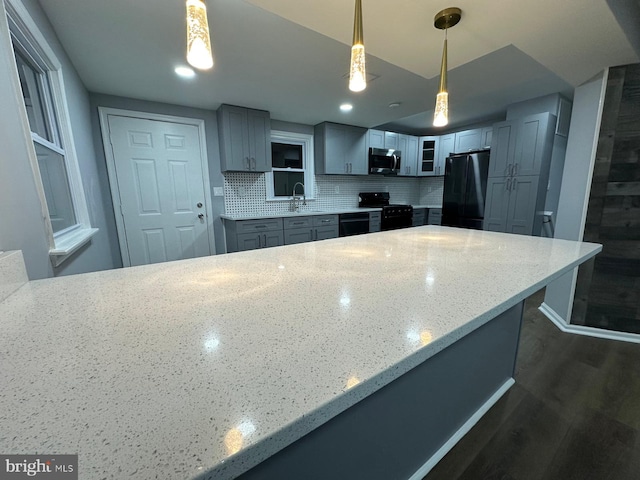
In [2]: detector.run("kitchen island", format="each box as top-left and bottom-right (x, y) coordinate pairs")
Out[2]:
(0, 227), (600, 479)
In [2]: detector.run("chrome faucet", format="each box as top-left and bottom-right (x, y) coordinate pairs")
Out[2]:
(290, 182), (306, 212)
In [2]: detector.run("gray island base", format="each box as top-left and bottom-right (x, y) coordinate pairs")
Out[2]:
(0, 227), (601, 480)
(235, 303), (523, 480)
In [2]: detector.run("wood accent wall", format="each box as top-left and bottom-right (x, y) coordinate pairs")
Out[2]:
(571, 64), (640, 333)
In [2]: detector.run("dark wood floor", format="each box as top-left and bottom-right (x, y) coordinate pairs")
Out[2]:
(424, 289), (640, 480)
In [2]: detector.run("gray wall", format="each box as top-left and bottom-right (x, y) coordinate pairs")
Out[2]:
(271, 119), (314, 136)
(89, 93), (227, 255)
(0, 0), (119, 279)
(542, 72), (607, 322)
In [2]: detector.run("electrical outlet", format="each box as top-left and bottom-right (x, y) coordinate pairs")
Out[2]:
(334, 185), (340, 194)
(213, 187), (224, 196)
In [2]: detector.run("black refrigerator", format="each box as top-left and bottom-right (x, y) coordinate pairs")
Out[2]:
(442, 150), (490, 230)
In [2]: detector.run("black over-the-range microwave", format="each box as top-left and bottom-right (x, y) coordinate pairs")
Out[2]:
(368, 147), (401, 175)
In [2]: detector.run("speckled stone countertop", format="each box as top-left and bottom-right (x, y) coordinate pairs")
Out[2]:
(220, 207), (381, 221)
(0, 227), (601, 479)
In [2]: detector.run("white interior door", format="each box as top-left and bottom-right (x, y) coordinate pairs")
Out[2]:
(107, 115), (212, 266)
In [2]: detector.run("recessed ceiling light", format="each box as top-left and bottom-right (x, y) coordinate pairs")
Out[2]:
(340, 103), (353, 112)
(175, 66), (196, 78)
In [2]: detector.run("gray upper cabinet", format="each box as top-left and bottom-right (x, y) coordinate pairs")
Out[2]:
(514, 113), (555, 177)
(384, 132), (399, 150)
(435, 133), (454, 176)
(367, 129), (385, 150)
(417, 136), (439, 176)
(484, 112), (556, 236)
(489, 112), (555, 178)
(454, 129), (482, 153)
(398, 134), (419, 176)
(481, 126), (493, 149)
(488, 121), (517, 178)
(315, 122), (368, 175)
(218, 104), (272, 172)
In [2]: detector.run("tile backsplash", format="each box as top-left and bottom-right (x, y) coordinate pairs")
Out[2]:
(223, 173), (443, 216)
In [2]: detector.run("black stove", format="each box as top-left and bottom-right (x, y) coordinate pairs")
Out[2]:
(358, 192), (413, 231)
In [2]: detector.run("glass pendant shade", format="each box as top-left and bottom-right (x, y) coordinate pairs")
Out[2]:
(186, 0), (213, 70)
(349, 44), (366, 92)
(349, 0), (366, 92)
(433, 92), (448, 127)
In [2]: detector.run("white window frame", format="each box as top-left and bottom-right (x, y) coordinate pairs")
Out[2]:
(6, 0), (97, 266)
(266, 130), (315, 201)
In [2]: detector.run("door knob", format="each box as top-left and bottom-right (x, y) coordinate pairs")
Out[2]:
(198, 213), (204, 220)
(197, 202), (203, 208)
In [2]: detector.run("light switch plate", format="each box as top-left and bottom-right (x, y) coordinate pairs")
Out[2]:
(213, 187), (224, 196)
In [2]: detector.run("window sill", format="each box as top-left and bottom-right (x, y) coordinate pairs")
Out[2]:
(49, 227), (99, 267)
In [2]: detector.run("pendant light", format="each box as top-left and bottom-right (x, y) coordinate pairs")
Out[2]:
(433, 7), (461, 127)
(349, 0), (366, 92)
(186, 0), (214, 70)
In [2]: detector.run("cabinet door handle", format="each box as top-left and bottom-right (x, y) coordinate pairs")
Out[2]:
(246, 157), (251, 170)
(514, 163), (518, 176)
(258, 234), (262, 248)
(264, 234), (267, 246)
(310, 229), (314, 240)
(345, 163), (349, 174)
(512, 178), (517, 191)
(507, 178), (512, 191)
(252, 157), (257, 170)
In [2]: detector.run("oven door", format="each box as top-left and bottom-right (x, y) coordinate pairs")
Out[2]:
(369, 148), (401, 175)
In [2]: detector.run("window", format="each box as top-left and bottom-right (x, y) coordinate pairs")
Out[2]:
(6, 0), (97, 265)
(266, 131), (314, 201)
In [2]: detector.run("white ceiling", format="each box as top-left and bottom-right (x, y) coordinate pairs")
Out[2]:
(38, 0), (639, 135)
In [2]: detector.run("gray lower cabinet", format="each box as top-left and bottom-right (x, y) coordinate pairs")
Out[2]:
(236, 231), (284, 251)
(369, 212), (381, 232)
(283, 215), (339, 245)
(413, 208), (426, 226)
(427, 208), (442, 225)
(484, 176), (540, 235)
(225, 218), (284, 252)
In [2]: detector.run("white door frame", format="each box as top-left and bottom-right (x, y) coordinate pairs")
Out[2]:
(98, 107), (216, 267)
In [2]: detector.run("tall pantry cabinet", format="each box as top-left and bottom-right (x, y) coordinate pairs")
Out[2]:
(484, 112), (556, 236)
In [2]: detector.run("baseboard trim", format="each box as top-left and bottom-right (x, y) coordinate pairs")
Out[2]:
(539, 302), (640, 344)
(407, 377), (515, 480)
